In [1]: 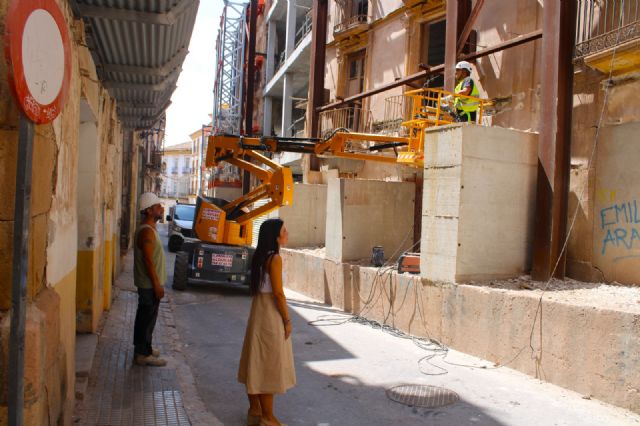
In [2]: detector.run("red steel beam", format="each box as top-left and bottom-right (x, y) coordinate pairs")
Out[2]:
(316, 29), (542, 113)
(531, 0), (576, 281)
(456, 0), (485, 56)
(460, 29), (542, 62)
(444, 0), (459, 91)
(308, 0), (329, 139)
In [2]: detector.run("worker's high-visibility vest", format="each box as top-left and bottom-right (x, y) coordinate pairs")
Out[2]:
(454, 78), (480, 112)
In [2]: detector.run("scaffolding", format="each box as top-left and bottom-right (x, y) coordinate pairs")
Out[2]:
(212, 1), (249, 135)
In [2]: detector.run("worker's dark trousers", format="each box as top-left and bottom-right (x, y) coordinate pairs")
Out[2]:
(133, 288), (160, 356)
(455, 110), (477, 123)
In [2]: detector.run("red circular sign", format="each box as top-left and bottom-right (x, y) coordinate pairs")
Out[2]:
(5, 0), (71, 124)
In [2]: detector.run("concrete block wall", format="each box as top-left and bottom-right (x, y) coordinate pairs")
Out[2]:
(278, 183), (327, 248)
(281, 248), (640, 414)
(326, 178), (415, 262)
(421, 125), (538, 283)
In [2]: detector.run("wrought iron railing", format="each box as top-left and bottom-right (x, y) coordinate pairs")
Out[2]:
(333, 14), (370, 35)
(575, 0), (640, 58)
(318, 106), (372, 138)
(376, 95), (412, 136)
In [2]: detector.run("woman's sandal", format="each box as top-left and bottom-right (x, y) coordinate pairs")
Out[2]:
(259, 419), (287, 426)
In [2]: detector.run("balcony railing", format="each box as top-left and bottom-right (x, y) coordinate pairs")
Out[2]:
(295, 11), (312, 47)
(333, 14), (370, 36)
(575, 0), (640, 58)
(318, 106), (372, 139)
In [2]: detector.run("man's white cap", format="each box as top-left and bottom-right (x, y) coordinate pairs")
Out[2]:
(139, 192), (162, 212)
(455, 61), (473, 73)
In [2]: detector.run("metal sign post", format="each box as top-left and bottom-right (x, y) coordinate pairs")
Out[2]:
(8, 114), (34, 426)
(4, 1), (71, 424)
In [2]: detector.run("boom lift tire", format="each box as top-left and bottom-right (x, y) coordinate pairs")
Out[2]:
(172, 251), (189, 291)
(168, 235), (183, 253)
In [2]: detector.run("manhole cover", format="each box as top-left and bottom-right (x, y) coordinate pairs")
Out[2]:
(386, 384), (459, 408)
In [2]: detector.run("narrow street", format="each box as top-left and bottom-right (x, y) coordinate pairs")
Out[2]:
(160, 226), (640, 426)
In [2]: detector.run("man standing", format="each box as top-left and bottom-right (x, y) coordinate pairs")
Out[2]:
(452, 60), (480, 123)
(133, 192), (168, 366)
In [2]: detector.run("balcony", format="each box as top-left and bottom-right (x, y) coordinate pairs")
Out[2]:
(575, 0), (640, 75)
(295, 11), (312, 48)
(182, 167), (191, 174)
(333, 14), (370, 40)
(149, 151), (163, 172)
(318, 106), (372, 139)
(171, 167), (178, 174)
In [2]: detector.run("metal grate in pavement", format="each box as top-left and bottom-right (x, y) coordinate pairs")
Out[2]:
(386, 384), (459, 408)
(77, 291), (190, 425)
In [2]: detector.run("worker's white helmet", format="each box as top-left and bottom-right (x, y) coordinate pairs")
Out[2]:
(138, 192), (162, 212)
(455, 61), (473, 73)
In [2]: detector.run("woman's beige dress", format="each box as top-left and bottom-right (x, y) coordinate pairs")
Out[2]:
(238, 272), (296, 394)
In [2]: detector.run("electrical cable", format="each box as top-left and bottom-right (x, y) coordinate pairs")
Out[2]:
(306, 7), (627, 378)
(525, 2), (626, 368)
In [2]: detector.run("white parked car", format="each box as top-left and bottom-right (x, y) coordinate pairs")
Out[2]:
(166, 203), (196, 252)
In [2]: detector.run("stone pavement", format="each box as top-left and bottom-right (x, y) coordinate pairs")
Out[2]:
(74, 252), (220, 426)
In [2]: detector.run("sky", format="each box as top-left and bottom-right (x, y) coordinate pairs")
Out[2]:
(164, 1), (225, 147)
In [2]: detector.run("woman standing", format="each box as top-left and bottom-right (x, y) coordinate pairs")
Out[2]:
(238, 219), (296, 426)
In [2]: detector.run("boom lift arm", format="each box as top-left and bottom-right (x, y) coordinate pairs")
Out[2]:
(194, 88), (491, 246)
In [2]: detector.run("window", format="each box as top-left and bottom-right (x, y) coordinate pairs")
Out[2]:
(347, 50), (366, 96)
(352, 0), (368, 18)
(420, 20), (446, 88)
(174, 204), (195, 222)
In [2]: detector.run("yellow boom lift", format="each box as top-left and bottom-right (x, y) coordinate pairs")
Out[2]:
(171, 88), (490, 290)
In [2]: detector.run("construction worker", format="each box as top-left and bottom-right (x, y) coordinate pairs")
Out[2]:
(452, 60), (480, 122)
(133, 192), (168, 366)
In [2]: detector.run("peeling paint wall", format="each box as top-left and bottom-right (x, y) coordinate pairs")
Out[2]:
(0, 1), (134, 424)
(323, 0), (544, 131)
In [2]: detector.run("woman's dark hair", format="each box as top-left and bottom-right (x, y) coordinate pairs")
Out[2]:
(250, 218), (284, 295)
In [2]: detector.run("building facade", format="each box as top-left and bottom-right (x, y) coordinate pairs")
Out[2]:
(0, 0), (197, 423)
(161, 142), (194, 200)
(262, 0), (313, 175)
(303, 0), (640, 284)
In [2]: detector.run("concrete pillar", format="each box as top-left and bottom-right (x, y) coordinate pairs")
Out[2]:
(266, 22), (277, 83)
(325, 178), (415, 262)
(263, 96), (273, 136)
(285, 0), (297, 58)
(282, 73), (293, 137)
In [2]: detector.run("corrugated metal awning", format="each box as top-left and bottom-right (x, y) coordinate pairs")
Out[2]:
(70, 0), (199, 130)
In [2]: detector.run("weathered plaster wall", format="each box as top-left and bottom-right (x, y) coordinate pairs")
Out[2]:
(366, 16), (406, 122)
(590, 122), (640, 283)
(473, 0), (543, 131)
(0, 2), (129, 424)
(567, 66), (640, 285)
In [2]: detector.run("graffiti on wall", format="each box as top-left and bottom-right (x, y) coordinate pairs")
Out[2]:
(599, 199), (640, 257)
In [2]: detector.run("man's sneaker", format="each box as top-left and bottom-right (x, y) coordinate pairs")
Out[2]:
(151, 348), (160, 357)
(134, 354), (167, 367)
